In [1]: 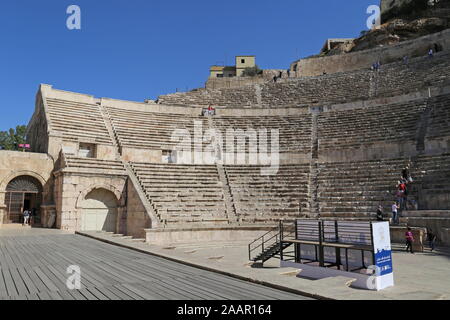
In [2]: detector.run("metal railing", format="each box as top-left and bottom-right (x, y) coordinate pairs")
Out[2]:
(248, 220), (296, 261)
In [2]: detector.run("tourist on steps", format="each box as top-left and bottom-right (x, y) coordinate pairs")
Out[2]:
(402, 165), (413, 183)
(392, 202), (399, 225)
(405, 227), (415, 254)
(376, 205), (384, 221)
(396, 183), (405, 212)
(403, 55), (409, 65)
(428, 48), (434, 58)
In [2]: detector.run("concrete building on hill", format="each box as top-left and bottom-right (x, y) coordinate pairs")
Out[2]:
(209, 55), (256, 78)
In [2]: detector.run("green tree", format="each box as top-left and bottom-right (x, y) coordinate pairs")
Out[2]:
(0, 125), (27, 150)
(242, 65), (263, 77)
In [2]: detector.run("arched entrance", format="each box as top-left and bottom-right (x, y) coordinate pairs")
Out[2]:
(4, 176), (43, 224)
(80, 188), (118, 232)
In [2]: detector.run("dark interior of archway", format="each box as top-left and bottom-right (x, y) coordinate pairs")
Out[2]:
(4, 176), (43, 224)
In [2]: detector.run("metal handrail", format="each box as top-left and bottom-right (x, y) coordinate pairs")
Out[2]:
(248, 221), (296, 261)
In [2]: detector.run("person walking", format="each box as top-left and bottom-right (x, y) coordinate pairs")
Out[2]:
(376, 205), (384, 221)
(403, 55), (409, 65)
(405, 227), (414, 254)
(428, 48), (434, 58)
(427, 228), (437, 252)
(392, 202), (399, 224)
(23, 209), (30, 226)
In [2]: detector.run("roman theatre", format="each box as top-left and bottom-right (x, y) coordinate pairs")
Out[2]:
(1, 27), (450, 247)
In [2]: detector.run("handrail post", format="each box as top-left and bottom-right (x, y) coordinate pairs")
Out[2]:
(319, 220), (324, 267)
(262, 235), (264, 253)
(279, 220), (284, 261)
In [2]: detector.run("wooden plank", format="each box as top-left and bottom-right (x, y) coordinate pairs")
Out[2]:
(26, 293), (40, 300)
(2, 267), (19, 297)
(9, 266), (30, 297)
(33, 266), (59, 292)
(87, 287), (110, 301)
(67, 289), (87, 301)
(48, 291), (64, 301)
(95, 286), (123, 300)
(78, 288), (99, 300)
(56, 289), (76, 300)
(120, 283), (161, 300)
(24, 266), (51, 294)
(37, 291), (52, 301)
(113, 284), (144, 300)
(0, 267), (10, 298)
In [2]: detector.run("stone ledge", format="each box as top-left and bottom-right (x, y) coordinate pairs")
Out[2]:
(145, 225), (277, 246)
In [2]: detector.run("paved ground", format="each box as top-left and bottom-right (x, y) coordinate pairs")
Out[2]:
(78, 230), (450, 300)
(0, 227), (311, 300)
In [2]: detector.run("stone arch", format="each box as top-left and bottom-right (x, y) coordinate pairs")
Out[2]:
(0, 170), (46, 193)
(2, 174), (45, 224)
(79, 188), (119, 232)
(75, 184), (123, 209)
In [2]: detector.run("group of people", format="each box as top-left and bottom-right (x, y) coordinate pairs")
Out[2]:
(22, 208), (34, 226)
(374, 163), (439, 253)
(404, 227), (437, 254)
(376, 165), (414, 224)
(373, 45), (438, 71)
(396, 165), (414, 213)
(371, 61), (382, 71)
(203, 105), (216, 116)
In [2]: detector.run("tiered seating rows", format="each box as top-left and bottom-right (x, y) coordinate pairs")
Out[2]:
(46, 98), (112, 144)
(65, 157), (126, 175)
(224, 164), (310, 223)
(317, 98), (428, 150)
(156, 52), (450, 109)
(107, 107), (210, 150)
(316, 159), (409, 218)
(130, 162), (228, 224)
(213, 115), (312, 153)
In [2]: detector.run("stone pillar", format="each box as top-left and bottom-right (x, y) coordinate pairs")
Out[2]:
(41, 204), (56, 228)
(0, 205), (6, 227)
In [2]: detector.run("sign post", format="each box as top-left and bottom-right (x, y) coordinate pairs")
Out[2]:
(371, 221), (394, 290)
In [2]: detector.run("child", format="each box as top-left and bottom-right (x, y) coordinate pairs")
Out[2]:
(405, 227), (414, 254)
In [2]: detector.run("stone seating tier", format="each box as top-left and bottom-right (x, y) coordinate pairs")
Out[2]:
(317, 98), (429, 150)
(157, 52), (450, 109)
(130, 162), (227, 225)
(107, 107), (211, 150)
(46, 98), (113, 144)
(225, 164), (310, 222)
(64, 157), (126, 175)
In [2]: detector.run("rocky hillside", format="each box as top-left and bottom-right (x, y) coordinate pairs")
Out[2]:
(323, 0), (450, 56)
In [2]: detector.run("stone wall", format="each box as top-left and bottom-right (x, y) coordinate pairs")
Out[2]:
(290, 29), (450, 77)
(205, 69), (285, 90)
(0, 151), (55, 225)
(126, 179), (152, 238)
(53, 171), (127, 233)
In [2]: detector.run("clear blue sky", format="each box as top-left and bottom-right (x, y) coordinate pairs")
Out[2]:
(0, 0), (377, 131)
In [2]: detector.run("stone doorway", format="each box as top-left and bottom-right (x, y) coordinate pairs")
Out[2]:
(3, 176), (43, 224)
(80, 188), (118, 232)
